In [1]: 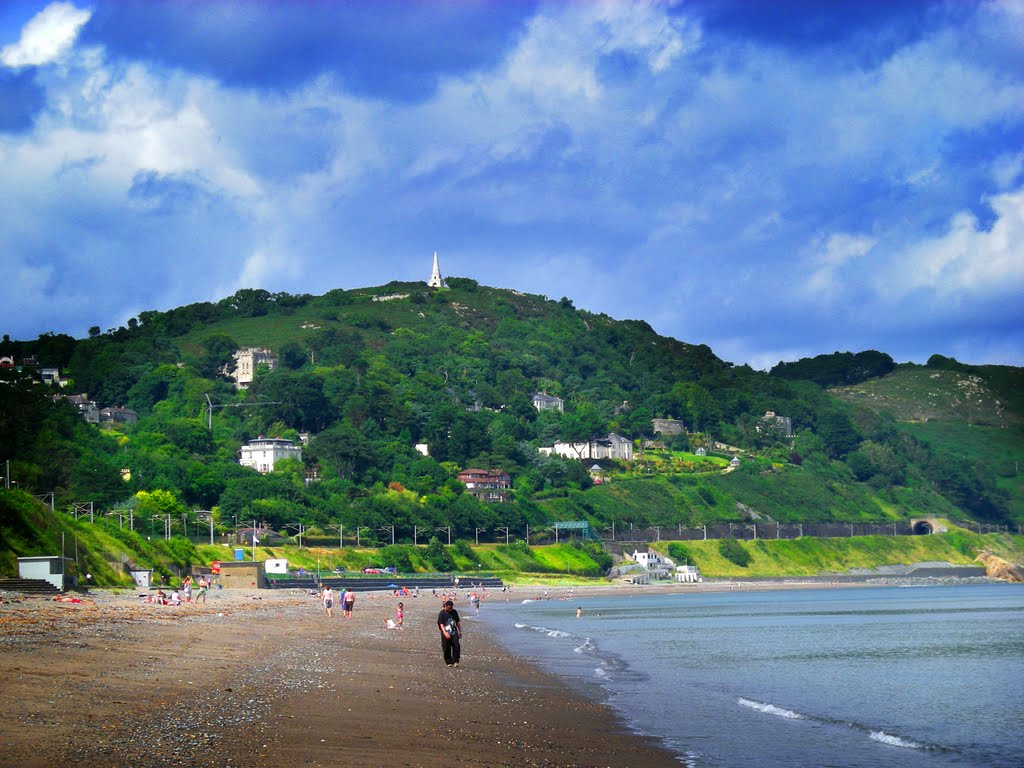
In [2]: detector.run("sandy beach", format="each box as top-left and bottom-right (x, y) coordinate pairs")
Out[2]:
(0, 585), (688, 768)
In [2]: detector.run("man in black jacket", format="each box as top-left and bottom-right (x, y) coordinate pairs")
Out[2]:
(437, 599), (462, 666)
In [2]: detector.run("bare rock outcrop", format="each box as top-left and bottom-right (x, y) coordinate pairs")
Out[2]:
(975, 551), (1024, 582)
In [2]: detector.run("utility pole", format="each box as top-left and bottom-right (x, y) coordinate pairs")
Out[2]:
(205, 394), (283, 430)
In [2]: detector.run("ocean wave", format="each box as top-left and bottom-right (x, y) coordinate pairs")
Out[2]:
(737, 697), (805, 719)
(574, 639), (594, 653)
(515, 622), (572, 639)
(869, 731), (922, 749)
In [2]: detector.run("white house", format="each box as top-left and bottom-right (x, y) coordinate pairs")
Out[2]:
(631, 549), (674, 570)
(531, 392), (564, 413)
(239, 436), (302, 473)
(548, 433), (633, 461)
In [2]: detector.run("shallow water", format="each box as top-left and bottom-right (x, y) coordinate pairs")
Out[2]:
(480, 583), (1024, 767)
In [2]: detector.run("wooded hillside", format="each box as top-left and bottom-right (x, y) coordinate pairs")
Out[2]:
(2, 280), (1021, 555)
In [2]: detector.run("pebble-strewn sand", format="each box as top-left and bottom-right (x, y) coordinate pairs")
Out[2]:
(0, 588), (684, 768)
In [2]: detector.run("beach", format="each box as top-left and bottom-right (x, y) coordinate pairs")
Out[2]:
(0, 586), (685, 768)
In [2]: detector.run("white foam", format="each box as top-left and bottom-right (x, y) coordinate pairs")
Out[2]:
(737, 697), (805, 719)
(870, 731), (922, 749)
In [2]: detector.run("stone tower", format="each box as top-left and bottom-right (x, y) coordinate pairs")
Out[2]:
(428, 251), (444, 288)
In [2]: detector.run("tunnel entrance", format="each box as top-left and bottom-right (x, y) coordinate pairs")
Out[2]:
(912, 520), (933, 535)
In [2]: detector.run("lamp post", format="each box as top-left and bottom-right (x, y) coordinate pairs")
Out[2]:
(437, 526), (451, 546)
(356, 526), (371, 547)
(380, 525), (395, 546)
(475, 527), (485, 546)
(327, 523), (343, 549)
(497, 526), (509, 545)
(197, 512), (214, 545)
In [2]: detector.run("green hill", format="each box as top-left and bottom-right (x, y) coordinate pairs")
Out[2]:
(2, 280), (1022, 581)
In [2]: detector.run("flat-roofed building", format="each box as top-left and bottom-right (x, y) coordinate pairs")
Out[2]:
(239, 436), (302, 473)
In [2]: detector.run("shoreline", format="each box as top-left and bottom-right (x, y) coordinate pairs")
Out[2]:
(0, 577), (1003, 767)
(0, 587), (684, 768)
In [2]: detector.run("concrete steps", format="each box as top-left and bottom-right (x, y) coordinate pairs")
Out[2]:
(0, 578), (63, 595)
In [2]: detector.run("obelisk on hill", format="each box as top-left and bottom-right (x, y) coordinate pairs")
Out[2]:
(428, 251), (444, 288)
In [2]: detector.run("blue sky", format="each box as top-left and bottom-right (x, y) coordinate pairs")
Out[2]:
(1, 0), (1021, 369)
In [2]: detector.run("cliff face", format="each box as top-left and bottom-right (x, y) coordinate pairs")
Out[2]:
(976, 551), (1024, 582)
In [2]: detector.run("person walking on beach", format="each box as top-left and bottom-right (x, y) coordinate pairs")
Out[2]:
(321, 585), (334, 618)
(343, 588), (355, 618)
(195, 577), (208, 604)
(438, 599), (462, 667)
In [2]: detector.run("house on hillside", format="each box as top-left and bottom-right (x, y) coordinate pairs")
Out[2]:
(531, 392), (564, 413)
(231, 347), (276, 389)
(757, 410), (793, 438)
(546, 433), (633, 461)
(457, 468), (511, 503)
(239, 436), (302, 474)
(40, 368), (69, 387)
(100, 406), (138, 425)
(64, 393), (99, 423)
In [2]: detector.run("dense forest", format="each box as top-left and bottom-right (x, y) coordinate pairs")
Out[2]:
(1, 280), (1021, 548)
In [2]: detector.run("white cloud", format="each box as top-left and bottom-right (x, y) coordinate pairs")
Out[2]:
(0, 2), (91, 68)
(803, 233), (877, 298)
(882, 188), (1024, 298)
(992, 152), (1024, 189)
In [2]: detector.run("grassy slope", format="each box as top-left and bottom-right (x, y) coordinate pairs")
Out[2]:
(7, 492), (1022, 585)
(830, 365), (1022, 426)
(652, 528), (1023, 578)
(830, 365), (1024, 521)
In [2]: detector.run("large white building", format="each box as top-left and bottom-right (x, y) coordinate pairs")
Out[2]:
(543, 433), (634, 461)
(239, 436), (302, 474)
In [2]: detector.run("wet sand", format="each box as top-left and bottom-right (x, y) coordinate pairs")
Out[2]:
(0, 587), (685, 768)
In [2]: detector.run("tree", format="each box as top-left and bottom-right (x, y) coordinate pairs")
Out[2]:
(817, 410), (861, 459)
(198, 333), (238, 379)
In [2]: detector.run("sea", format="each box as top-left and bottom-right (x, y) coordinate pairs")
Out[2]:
(476, 583), (1024, 767)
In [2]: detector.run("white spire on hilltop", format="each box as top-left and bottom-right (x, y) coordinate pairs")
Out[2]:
(428, 251), (444, 288)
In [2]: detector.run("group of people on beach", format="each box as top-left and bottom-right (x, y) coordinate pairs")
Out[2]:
(315, 584), (467, 667)
(319, 585), (356, 619)
(142, 575), (210, 605)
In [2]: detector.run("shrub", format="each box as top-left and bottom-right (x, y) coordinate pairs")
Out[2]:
(379, 544), (414, 573)
(451, 539), (475, 561)
(667, 541), (692, 564)
(425, 536), (456, 572)
(718, 537), (751, 567)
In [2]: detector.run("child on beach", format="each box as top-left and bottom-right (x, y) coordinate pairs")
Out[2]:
(396, 602), (404, 629)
